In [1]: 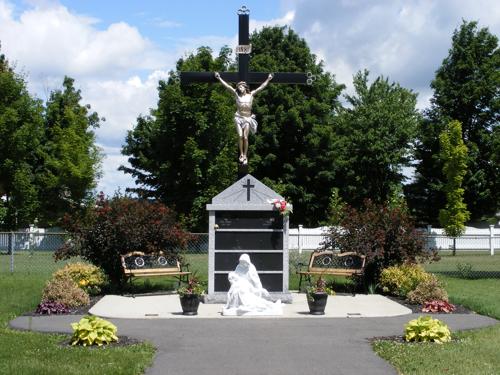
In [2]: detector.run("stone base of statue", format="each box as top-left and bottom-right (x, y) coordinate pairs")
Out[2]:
(222, 300), (283, 316)
(203, 292), (292, 304)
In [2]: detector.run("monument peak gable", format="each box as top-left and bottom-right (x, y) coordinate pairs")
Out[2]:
(208, 174), (283, 209)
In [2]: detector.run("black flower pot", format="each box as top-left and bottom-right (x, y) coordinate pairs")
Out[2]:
(180, 294), (200, 315)
(307, 292), (328, 315)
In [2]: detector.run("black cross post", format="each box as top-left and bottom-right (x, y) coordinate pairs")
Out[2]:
(242, 179), (255, 201)
(180, 6), (313, 86)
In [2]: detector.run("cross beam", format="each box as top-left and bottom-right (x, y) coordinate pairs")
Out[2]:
(180, 6), (310, 86)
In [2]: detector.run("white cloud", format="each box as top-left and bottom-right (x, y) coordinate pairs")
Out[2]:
(0, 0), (170, 79)
(0, 0), (175, 195)
(81, 70), (169, 147)
(286, 0), (500, 107)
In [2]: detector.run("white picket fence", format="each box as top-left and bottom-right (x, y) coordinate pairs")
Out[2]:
(289, 225), (500, 255)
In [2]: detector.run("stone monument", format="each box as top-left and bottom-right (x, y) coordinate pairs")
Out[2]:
(181, 6), (312, 307)
(205, 174), (292, 303)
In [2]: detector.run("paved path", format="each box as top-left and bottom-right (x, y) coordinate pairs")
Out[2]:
(10, 313), (498, 375)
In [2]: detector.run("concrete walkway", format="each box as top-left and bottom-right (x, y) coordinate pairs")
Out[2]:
(9, 295), (498, 375)
(88, 293), (412, 319)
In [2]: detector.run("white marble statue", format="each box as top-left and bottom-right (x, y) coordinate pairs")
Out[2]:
(222, 254), (282, 316)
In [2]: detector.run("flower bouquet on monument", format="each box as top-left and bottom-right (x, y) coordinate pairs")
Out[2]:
(268, 198), (293, 216)
(177, 276), (205, 316)
(306, 277), (335, 315)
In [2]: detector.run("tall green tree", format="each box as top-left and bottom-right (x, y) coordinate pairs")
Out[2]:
(333, 70), (419, 206)
(247, 26), (344, 227)
(408, 21), (499, 223)
(438, 120), (470, 255)
(0, 49), (44, 229)
(37, 76), (102, 226)
(121, 46), (237, 230)
(122, 27), (344, 230)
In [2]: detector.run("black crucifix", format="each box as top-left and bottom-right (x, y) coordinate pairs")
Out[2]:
(180, 6), (313, 175)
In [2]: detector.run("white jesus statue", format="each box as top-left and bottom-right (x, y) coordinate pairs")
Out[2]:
(215, 72), (273, 165)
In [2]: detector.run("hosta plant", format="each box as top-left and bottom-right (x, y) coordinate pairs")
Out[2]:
(35, 301), (70, 315)
(404, 316), (451, 343)
(71, 315), (118, 346)
(53, 262), (107, 295)
(422, 300), (456, 313)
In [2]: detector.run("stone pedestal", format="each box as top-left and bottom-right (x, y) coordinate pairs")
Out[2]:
(205, 174), (292, 303)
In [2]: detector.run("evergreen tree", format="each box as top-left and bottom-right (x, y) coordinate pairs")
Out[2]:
(438, 120), (470, 255)
(37, 77), (102, 226)
(0, 49), (44, 229)
(408, 21), (499, 223)
(334, 70), (419, 206)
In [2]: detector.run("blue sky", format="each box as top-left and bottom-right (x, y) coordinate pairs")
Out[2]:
(1, 0), (499, 195)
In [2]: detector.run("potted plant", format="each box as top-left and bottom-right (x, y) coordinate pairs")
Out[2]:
(306, 277), (334, 315)
(177, 276), (204, 315)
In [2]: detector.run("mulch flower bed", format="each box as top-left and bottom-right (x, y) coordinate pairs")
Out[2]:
(59, 335), (142, 348)
(25, 295), (103, 317)
(387, 296), (474, 314)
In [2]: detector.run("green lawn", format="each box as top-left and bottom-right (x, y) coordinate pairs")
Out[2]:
(0, 268), (155, 375)
(2, 250), (499, 375)
(373, 324), (500, 375)
(374, 253), (500, 375)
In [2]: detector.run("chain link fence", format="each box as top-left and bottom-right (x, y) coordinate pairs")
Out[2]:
(0, 231), (209, 275)
(2, 230), (498, 279)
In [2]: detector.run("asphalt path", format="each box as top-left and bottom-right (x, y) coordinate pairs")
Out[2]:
(10, 313), (498, 375)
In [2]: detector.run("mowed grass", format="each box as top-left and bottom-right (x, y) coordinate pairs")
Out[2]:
(373, 324), (500, 375)
(374, 252), (500, 375)
(0, 261), (155, 375)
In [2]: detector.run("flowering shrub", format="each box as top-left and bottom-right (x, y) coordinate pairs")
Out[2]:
(379, 264), (433, 297)
(406, 276), (448, 304)
(71, 315), (118, 346)
(55, 194), (190, 285)
(422, 300), (456, 313)
(404, 316), (451, 343)
(42, 274), (90, 308)
(52, 262), (107, 295)
(35, 301), (70, 315)
(323, 200), (436, 285)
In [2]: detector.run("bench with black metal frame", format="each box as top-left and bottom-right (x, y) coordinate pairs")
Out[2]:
(121, 251), (191, 287)
(297, 250), (366, 292)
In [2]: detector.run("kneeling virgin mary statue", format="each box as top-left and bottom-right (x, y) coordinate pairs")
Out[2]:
(222, 254), (282, 316)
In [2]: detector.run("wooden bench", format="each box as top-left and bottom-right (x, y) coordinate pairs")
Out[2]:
(121, 251), (191, 287)
(297, 251), (366, 291)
